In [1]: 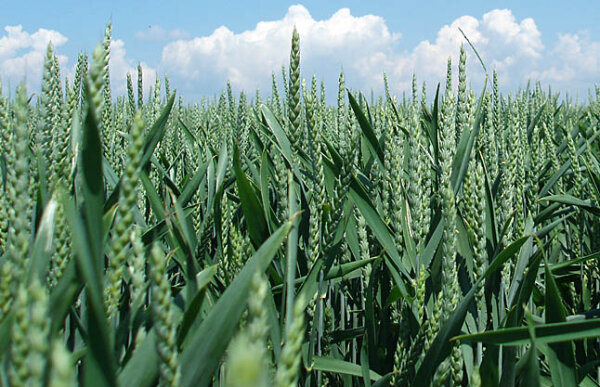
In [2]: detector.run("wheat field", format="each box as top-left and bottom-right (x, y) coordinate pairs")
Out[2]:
(0, 23), (599, 387)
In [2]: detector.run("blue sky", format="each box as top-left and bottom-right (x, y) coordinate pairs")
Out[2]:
(1, 1), (599, 101)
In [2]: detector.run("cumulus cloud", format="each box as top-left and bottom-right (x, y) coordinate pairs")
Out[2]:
(135, 25), (190, 42)
(109, 39), (157, 96)
(0, 25), (69, 92)
(529, 32), (600, 90)
(160, 5), (599, 99)
(482, 10), (543, 58)
(161, 5), (399, 92)
(0, 24), (158, 100)
(2, 7), (600, 101)
(385, 9), (546, 91)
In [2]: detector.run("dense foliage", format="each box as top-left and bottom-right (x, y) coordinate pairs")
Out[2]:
(1, 23), (600, 387)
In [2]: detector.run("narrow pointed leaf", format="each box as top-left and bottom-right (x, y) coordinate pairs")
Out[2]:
(180, 221), (292, 387)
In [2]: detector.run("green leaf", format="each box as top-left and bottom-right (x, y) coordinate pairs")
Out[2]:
(296, 257), (323, 313)
(371, 373), (394, 387)
(506, 217), (535, 306)
(526, 101), (547, 142)
(325, 257), (378, 280)
(486, 236), (531, 280)
(480, 153), (499, 250)
(233, 143), (268, 247)
(518, 343), (541, 386)
(272, 257), (378, 294)
(454, 318), (600, 346)
(260, 105), (294, 165)
(420, 219), (444, 269)
(451, 78), (486, 194)
(348, 180), (410, 279)
(26, 194), (58, 284)
(539, 194), (600, 217)
(205, 150), (217, 214)
(140, 171), (190, 278)
(412, 281), (478, 387)
(118, 330), (158, 387)
(180, 221), (292, 387)
(49, 259), (81, 335)
(72, 87), (116, 387)
(178, 265), (217, 347)
(538, 131), (600, 197)
(515, 309), (541, 386)
(412, 235), (529, 386)
(423, 84), (440, 163)
(347, 90), (384, 168)
(361, 332), (372, 387)
(77, 92), (104, 281)
(544, 257), (578, 387)
(178, 117), (200, 151)
(140, 171), (166, 221)
(284, 178), (300, 329)
(0, 311), (12, 356)
(259, 150), (276, 234)
(105, 93), (176, 211)
(140, 93), (175, 168)
(312, 356), (382, 381)
(215, 141), (228, 197)
(169, 187), (199, 277)
(178, 158), (210, 207)
(480, 345), (500, 387)
(548, 251), (600, 273)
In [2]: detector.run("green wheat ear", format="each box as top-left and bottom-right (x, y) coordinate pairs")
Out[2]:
(471, 366), (482, 387)
(127, 72), (135, 116)
(445, 57), (453, 95)
(150, 243), (181, 387)
(105, 112), (145, 319)
(0, 80), (11, 258)
(439, 84), (459, 319)
(48, 186), (71, 289)
(225, 271), (270, 387)
(39, 42), (64, 183)
(275, 294), (306, 387)
(101, 21), (112, 135)
(5, 83), (32, 300)
(49, 339), (75, 387)
(128, 226), (147, 309)
(287, 27), (301, 160)
(456, 45), (468, 143)
(137, 63), (144, 109)
(87, 43), (107, 125)
(10, 278), (49, 387)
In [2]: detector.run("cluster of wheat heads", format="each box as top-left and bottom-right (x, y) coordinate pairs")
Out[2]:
(1, 23), (600, 387)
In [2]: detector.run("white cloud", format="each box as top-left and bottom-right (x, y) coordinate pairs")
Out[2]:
(0, 25), (158, 101)
(158, 5), (565, 99)
(529, 32), (600, 90)
(482, 10), (543, 58)
(2, 8), (599, 101)
(161, 5), (399, 92)
(109, 39), (157, 96)
(135, 25), (190, 42)
(383, 9), (546, 93)
(0, 25), (68, 92)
